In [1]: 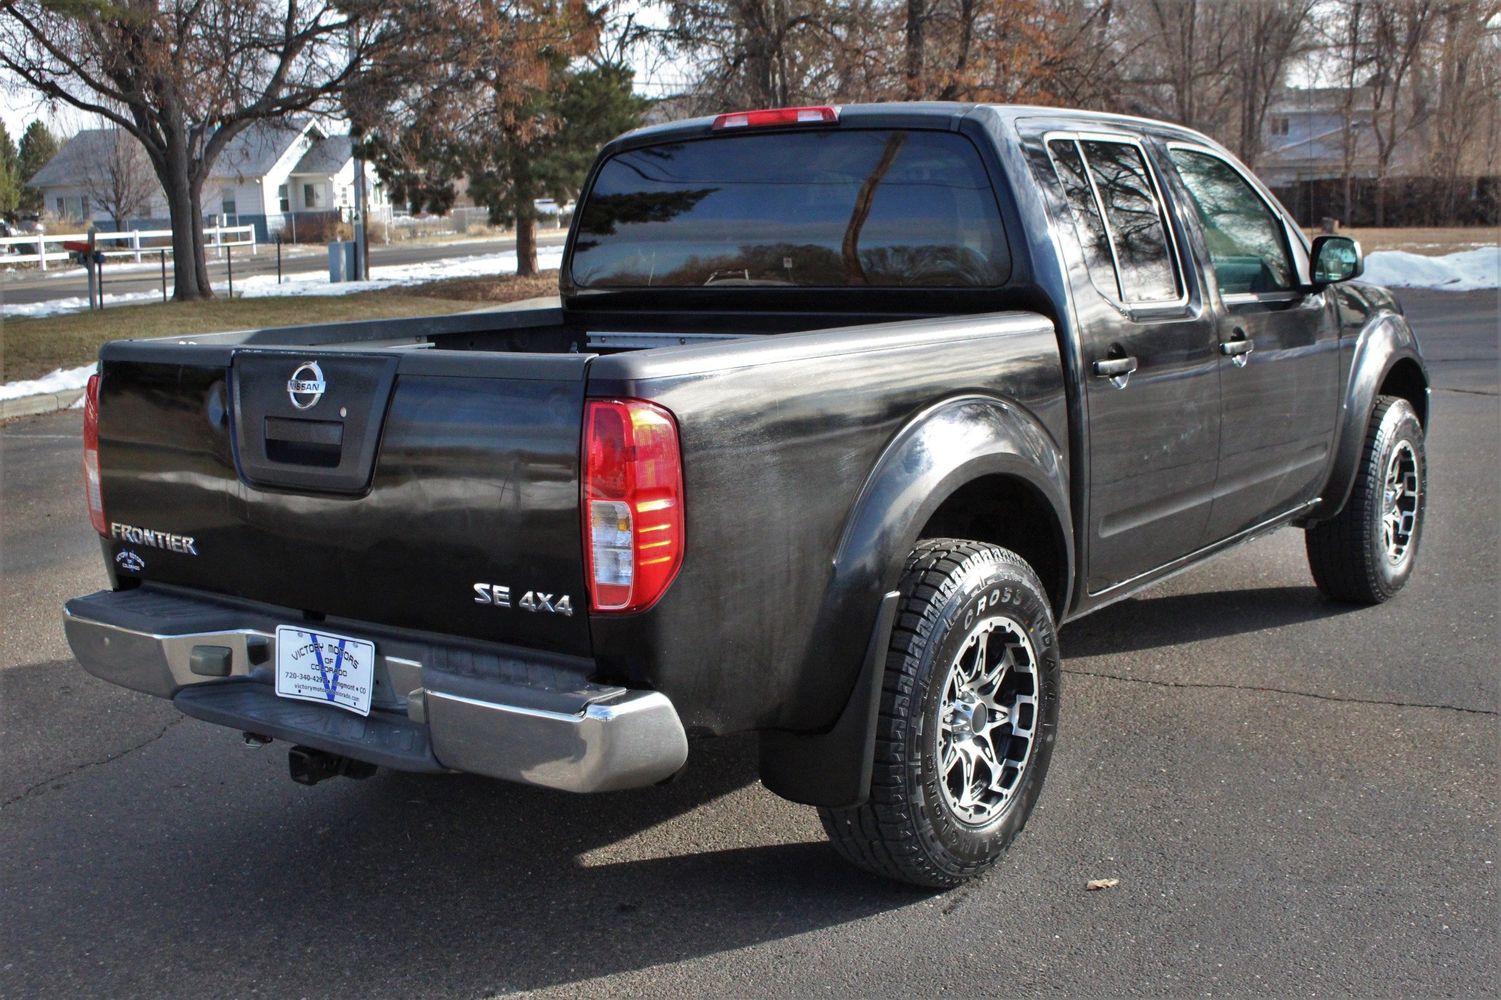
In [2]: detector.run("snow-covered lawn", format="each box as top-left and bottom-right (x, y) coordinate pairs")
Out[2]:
(0, 363), (97, 402)
(2, 247), (564, 320)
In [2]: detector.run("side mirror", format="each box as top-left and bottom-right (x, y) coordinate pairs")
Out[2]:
(1310, 235), (1363, 287)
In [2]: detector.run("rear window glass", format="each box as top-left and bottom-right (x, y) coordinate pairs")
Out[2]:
(570, 129), (1011, 289)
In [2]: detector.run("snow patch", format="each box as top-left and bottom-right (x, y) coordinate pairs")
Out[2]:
(2, 247), (564, 319)
(1360, 246), (1499, 292)
(0, 363), (95, 401)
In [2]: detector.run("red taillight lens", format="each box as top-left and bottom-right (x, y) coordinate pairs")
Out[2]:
(583, 399), (685, 613)
(711, 106), (839, 130)
(83, 372), (106, 536)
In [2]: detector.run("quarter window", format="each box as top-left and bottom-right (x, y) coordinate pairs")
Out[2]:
(1169, 148), (1294, 294)
(1047, 140), (1116, 295)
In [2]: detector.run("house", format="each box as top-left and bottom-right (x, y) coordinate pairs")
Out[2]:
(26, 118), (388, 240)
(1256, 87), (1383, 188)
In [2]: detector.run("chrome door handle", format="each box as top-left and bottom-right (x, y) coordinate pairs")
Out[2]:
(1093, 356), (1139, 378)
(1220, 329), (1254, 367)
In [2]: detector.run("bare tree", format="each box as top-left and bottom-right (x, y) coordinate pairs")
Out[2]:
(1425, 0), (1501, 220)
(0, 2), (406, 300)
(81, 128), (158, 231)
(1363, 0), (1438, 223)
(1231, 0), (1317, 168)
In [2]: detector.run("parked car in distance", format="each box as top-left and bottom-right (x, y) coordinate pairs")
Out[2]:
(64, 103), (1429, 887)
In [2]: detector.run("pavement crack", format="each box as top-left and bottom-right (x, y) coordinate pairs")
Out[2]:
(1, 715), (184, 809)
(1061, 667), (1497, 716)
(1435, 386), (1498, 397)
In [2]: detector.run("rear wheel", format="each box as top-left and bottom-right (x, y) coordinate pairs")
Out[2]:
(1306, 395), (1426, 604)
(819, 539), (1061, 888)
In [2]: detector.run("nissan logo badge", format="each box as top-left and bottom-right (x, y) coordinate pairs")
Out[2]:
(287, 361), (326, 410)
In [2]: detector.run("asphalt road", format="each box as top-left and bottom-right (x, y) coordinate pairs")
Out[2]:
(1, 289), (1496, 998)
(0, 229), (570, 307)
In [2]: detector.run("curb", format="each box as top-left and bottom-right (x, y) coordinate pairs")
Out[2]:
(1, 387), (85, 421)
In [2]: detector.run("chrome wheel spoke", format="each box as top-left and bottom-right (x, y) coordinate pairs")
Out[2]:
(937, 614), (1040, 826)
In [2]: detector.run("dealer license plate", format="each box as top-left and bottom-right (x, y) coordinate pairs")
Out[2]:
(274, 626), (376, 717)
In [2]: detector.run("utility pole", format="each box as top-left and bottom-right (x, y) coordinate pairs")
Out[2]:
(348, 20), (368, 281)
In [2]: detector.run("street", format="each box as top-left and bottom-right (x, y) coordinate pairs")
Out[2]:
(0, 289), (1495, 998)
(0, 229), (570, 308)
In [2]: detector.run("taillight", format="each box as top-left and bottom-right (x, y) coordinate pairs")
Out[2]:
(711, 106), (839, 130)
(83, 372), (106, 535)
(583, 399), (685, 613)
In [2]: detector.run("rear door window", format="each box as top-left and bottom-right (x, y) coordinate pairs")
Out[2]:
(571, 129), (1011, 289)
(1046, 136), (1183, 305)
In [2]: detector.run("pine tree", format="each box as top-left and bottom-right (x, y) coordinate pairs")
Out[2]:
(16, 121), (60, 214)
(0, 123), (20, 217)
(467, 64), (649, 276)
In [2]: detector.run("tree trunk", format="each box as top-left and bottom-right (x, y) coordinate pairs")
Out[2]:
(157, 127), (210, 301)
(190, 177), (212, 297)
(513, 164), (538, 278)
(905, 0), (926, 98)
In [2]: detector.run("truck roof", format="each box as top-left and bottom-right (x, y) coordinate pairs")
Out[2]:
(615, 101), (1217, 152)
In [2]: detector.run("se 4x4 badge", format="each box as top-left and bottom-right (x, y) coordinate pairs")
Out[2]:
(473, 583), (574, 616)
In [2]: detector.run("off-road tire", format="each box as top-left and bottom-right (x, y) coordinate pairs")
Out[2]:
(819, 539), (1062, 888)
(1306, 395), (1426, 604)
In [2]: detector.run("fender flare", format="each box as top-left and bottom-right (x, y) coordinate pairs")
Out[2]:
(1312, 312), (1430, 523)
(759, 394), (1072, 808)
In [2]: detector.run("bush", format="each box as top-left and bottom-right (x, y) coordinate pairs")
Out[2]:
(275, 212), (349, 244)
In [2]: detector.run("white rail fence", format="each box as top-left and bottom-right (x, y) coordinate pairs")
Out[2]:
(0, 224), (257, 270)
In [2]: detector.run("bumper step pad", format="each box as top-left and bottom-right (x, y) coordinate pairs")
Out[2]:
(174, 679), (444, 772)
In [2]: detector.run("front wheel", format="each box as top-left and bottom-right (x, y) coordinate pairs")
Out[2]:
(1306, 395), (1427, 604)
(819, 539), (1061, 888)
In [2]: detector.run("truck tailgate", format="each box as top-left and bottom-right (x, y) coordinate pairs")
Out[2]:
(96, 345), (594, 657)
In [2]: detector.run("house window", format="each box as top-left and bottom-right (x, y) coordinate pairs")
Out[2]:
(278, 184), (289, 213)
(56, 196), (65, 217)
(1271, 117), (1290, 136)
(303, 183), (317, 209)
(221, 192), (237, 217)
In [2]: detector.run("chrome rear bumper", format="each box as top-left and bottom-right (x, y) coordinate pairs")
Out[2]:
(62, 590), (688, 793)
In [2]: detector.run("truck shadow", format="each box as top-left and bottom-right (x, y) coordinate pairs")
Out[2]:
(2, 668), (931, 997)
(175, 736), (925, 993)
(1063, 585), (1363, 656)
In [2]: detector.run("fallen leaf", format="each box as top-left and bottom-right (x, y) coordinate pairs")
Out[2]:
(1086, 878), (1120, 891)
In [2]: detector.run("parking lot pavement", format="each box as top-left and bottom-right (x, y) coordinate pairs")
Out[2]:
(1, 290), (1495, 998)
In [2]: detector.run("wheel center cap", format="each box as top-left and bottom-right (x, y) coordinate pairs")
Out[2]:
(969, 702), (987, 731)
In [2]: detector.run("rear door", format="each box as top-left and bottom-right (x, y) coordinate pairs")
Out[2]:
(97, 346), (595, 656)
(1039, 132), (1223, 594)
(1163, 145), (1340, 540)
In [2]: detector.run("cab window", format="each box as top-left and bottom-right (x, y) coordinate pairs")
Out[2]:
(1168, 148), (1295, 294)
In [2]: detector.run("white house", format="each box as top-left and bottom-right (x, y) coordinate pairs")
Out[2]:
(27, 118), (387, 240)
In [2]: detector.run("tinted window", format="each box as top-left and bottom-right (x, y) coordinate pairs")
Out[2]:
(1169, 148), (1294, 294)
(1047, 138), (1118, 298)
(1080, 140), (1180, 302)
(571, 130), (1010, 289)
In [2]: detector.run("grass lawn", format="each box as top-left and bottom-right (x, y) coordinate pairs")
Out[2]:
(1306, 226), (1500, 254)
(2, 272), (559, 385)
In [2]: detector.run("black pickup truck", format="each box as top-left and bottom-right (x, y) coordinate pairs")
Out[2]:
(65, 103), (1429, 887)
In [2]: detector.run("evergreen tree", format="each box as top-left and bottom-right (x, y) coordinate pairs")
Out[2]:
(0, 123), (20, 217)
(16, 121), (60, 215)
(467, 64), (649, 276)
